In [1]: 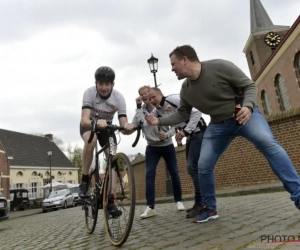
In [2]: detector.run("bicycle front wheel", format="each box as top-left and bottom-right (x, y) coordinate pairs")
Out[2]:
(83, 175), (99, 234)
(103, 153), (136, 247)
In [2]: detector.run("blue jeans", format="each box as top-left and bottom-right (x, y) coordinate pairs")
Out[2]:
(186, 133), (203, 205)
(145, 144), (182, 207)
(199, 107), (300, 209)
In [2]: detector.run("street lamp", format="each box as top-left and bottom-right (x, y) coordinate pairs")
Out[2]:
(47, 150), (52, 193)
(147, 53), (158, 87)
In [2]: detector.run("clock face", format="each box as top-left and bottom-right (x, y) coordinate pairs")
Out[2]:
(264, 32), (281, 47)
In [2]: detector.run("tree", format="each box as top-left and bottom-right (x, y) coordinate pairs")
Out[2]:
(67, 144), (83, 183)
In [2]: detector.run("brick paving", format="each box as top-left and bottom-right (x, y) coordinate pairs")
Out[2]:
(1, 191), (300, 250)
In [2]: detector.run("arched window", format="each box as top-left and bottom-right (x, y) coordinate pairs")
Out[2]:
(261, 90), (272, 115)
(294, 51), (300, 86)
(45, 171), (50, 177)
(16, 171), (23, 177)
(32, 171), (38, 176)
(68, 171), (72, 175)
(274, 74), (291, 111)
(57, 171), (62, 176)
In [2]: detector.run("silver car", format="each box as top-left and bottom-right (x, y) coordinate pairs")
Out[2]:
(42, 189), (74, 213)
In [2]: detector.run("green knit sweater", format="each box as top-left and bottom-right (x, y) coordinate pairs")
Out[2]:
(159, 59), (257, 125)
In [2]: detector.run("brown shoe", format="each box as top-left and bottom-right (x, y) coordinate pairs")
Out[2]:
(186, 203), (196, 213)
(186, 204), (203, 219)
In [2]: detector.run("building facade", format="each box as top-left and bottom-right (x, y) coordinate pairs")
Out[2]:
(0, 129), (78, 202)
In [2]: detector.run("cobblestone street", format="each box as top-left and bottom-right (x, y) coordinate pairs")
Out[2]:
(1, 192), (300, 250)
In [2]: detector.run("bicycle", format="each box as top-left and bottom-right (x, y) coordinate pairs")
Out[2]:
(82, 115), (142, 247)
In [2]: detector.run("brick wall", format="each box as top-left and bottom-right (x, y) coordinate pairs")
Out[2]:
(256, 32), (300, 114)
(132, 109), (300, 201)
(0, 143), (10, 199)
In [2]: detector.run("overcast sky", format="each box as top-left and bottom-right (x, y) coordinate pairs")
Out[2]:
(0, 0), (299, 158)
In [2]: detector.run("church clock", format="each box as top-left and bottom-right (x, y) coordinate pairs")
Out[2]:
(264, 32), (281, 47)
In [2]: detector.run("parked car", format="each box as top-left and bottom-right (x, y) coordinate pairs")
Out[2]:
(68, 185), (82, 206)
(10, 188), (30, 211)
(0, 192), (9, 221)
(42, 189), (74, 213)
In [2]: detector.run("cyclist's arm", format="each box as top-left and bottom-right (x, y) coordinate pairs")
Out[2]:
(119, 117), (131, 135)
(81, 108), (92, 128)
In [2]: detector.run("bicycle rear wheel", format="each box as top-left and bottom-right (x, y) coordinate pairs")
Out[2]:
(103, 153), (136, 247)
(83, 175), (99, 234)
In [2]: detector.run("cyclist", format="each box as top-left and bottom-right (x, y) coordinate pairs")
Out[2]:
(79, 66), (133, 215)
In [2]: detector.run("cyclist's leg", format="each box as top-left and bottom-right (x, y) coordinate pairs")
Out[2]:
(79, 125), (97, 197)
(98, 130), (122, 215)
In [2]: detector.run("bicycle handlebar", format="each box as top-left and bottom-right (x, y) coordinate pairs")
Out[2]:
(87, 117), (142, 148)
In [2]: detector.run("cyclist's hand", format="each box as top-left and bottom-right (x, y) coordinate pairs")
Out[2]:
(136, 96), (142, 104)
(145, 114), (159, 125)
(97, 119), (107, 128)
(124, 122), (134, 131)
(99, 173), (105, 180)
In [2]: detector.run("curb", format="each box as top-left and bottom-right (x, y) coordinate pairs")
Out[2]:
(135, 185), (285, 205)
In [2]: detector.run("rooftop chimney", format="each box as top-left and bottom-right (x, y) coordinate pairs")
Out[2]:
(45, 134), (53, 141)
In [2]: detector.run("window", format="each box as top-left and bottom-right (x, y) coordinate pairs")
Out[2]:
(32, 171), (38, 176)
(57, 171), (62, 176)
(261, 90), (272, 115)
(16, 171), (23, 177)
(249, 51), (255, 65)
(68, 171), (72, 175)
(16, 183), (23, 188)
(294, 51), (300, 86)
(29, 182), (38, 199)
(45, 171), (49, 177)
(274, 74), (291, 111)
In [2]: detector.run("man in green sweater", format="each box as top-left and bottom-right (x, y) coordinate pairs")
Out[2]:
(145, 45), (300, 223)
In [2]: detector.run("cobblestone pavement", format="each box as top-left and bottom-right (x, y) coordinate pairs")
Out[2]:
(1, 191), (300, 250)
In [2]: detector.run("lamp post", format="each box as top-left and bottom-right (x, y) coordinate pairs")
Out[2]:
(147, 54), (158, 87)
(47, 150), (52, 193)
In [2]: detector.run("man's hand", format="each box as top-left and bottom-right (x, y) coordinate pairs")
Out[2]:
(97, 119), (107, 128)
(158, 131), (167, 140)
(236, 107), (252, 125)
(136, 96), (142, 104)
(145, 114), (159, 125)
(175, 130), (185, 141)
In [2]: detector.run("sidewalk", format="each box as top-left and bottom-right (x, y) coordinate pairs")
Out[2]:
(136, 181), (284, 205)
(7, 182), (284, 220)
(8, 208), (42, 220)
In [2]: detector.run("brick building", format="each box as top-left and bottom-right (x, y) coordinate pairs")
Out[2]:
(0, 141), (12, 199)
(132, 0), (300, 200)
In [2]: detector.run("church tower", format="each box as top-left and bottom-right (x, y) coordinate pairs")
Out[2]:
(243, 0), (290, 79)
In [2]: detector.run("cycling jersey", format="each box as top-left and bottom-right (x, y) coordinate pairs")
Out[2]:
(82, 86), (127, 122)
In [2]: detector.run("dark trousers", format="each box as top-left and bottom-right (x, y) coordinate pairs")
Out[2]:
(145, 144), (182, 208)
(186, 133), (203, 205)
